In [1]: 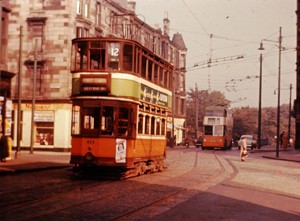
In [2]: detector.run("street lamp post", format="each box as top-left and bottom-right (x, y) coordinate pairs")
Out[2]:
(261, 27), (282, 157)
(195, 83), (198, 138)
(258, 43), (264, 149)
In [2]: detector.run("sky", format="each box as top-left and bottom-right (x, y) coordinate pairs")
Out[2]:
(135, 0), (296, 108)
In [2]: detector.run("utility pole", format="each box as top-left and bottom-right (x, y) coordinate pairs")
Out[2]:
(258, 49), (263, 149)
(195, 83), (198, 138)
(30, 39), (37, 154)
(276, 27), (282, 158)
(0, 0), (2, 94)
(288, 83), (292, 146)
(16, 26), (23, 159)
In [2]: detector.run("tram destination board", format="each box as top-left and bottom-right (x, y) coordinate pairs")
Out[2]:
(80, 74), (111, 93)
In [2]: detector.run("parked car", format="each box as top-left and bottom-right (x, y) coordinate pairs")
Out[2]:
(238, 135), (257, 150)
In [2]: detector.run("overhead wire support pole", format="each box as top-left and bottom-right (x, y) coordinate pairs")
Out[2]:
(30, 39), (37, 154)
(16, 26), (23, 159)
(0, 0), (2, 93)
(258, 53), (262, 149)
(288, 83), (292, 147)
(195, 83), (198, 138)
(276, 27), (282, 158)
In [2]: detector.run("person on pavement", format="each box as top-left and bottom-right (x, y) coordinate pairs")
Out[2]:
(282, 131), (289, 150)
(0, 133), (9, 162)
(240, 136), (248, 162)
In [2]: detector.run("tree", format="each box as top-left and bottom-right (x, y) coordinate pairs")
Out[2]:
(185, 89), (230, 135)
(232, 104), (295, 145)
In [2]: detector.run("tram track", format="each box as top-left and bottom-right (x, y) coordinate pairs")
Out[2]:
(0, 171), (114, 216)
(110, 150), (236, 220)
(1, 149), (238, 221)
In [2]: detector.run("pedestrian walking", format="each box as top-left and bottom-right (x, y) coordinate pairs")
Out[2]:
(282, 131), (288, 150)
(280, 131), (284, 148)
(240, 136), (248, 161)
(0, 133), (9, 162)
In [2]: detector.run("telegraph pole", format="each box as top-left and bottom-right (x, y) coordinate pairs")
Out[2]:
(288, 83), (292, 146)
(195, 83), (198, 138)
(258, 51), (263, 148)
(16, 26), (23, 158)
(276, 27), (282, 158)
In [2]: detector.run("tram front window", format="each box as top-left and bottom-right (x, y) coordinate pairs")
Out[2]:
(101, 106), (114, 135)
(83, 108), (100, 130)
(204, 126), (213, 136)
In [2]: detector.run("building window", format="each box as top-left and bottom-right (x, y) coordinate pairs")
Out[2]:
(110, 11), (117, 34)
(180, 53), (186, 69)
(27, 17), (46, 52)
(76, 27), (89, 38)
(96, 2), (101, 27)
(84, 0), (89, 18)
(34, 111), (54, 146)
(76, 0), (81, 15)
(24, 60), (45, 94)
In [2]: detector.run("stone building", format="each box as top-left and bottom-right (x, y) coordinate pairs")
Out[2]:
(0, 2), (15, 143)
(4, 0), (186, 150)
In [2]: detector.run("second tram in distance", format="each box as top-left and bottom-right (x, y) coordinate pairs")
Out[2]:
(69, 37), (173, 178)
(202, 105), (233, 150)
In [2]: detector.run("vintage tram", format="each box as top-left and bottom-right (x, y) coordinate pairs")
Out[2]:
(202, 105), (233, 150)
(69, 37), (173, 177)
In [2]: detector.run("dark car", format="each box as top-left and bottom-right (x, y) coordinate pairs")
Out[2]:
(195, 136), (203, 148)
(238, 135), (257, 150)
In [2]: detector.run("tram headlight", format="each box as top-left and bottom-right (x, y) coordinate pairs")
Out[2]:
(85, 152), (94, 161)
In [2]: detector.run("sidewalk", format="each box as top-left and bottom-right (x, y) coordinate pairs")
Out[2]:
(0, 150), (71, 176)
(252, 144), (300, 162)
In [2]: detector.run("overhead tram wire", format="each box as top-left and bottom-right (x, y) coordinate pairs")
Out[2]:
(182, 0), (210, 36)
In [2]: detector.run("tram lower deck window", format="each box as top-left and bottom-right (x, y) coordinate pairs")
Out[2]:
(83, 108), (100, 130)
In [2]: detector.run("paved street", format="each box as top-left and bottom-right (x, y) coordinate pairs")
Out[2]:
(0, 146), (299, 221)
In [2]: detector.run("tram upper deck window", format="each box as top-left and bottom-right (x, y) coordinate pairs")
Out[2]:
(90, 41), (105, 70)
(141, 55), (147, 78)
(123, 44), (133, 72)
(75, 41), (88, 70)
(148, 58), (153, 81)
(108, 42), (120, 70)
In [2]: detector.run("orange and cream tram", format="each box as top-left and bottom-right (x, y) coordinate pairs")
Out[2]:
(202, 105), (233, 150)
(70, 37), (173, 177)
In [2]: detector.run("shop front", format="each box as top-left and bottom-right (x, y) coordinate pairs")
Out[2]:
(12, 102), (72, 151)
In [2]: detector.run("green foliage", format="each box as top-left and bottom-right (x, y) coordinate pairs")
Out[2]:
(185, 89), (295, 141)
(185, 89), (230, 132)
(232, 104), (295, 140)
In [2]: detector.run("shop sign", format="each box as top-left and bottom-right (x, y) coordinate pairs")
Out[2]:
(5, 99), (12, 118)
(5, 118), (11, 136)
(34, 111), (55, 122)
